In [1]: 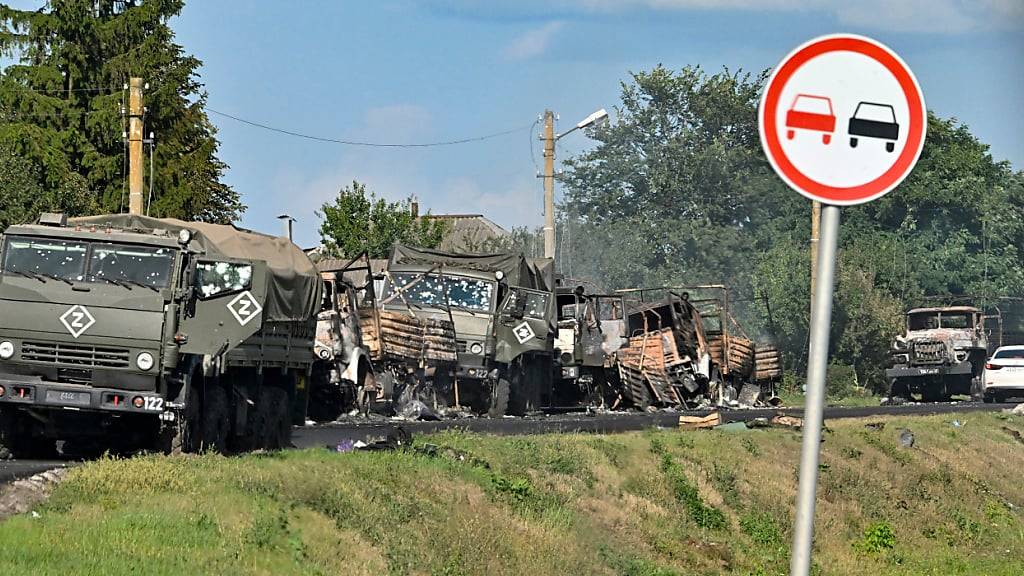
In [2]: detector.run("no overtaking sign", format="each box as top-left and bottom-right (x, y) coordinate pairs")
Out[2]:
(759, 34), (926, 204)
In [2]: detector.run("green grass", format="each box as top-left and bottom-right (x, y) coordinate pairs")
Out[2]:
(1, 412), (1023, 575)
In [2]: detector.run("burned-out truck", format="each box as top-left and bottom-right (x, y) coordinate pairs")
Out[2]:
(552, 281), (628, 407)
(886, 306), (987, 401)
(380, 244), (555, 416)
(0, 214), (320, 455)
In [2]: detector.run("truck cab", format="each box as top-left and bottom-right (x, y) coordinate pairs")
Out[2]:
(0, 213), (319, 455)
(887, 306), (986, 401)
(380, 244), (554, 416)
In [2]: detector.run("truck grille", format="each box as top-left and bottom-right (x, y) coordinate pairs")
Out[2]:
(21, 341), (131, 368)
(911, 340), (946, 365)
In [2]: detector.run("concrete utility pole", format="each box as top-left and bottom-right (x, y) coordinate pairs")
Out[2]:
(127, 77), (145, 216)
(542, 110), (556, 259)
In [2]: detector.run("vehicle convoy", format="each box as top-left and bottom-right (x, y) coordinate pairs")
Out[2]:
(980, 345), (1024, 403)
(552, 281), (628, 408)
(886, 306), (988, 402)
(379, 244), (555, 416)
(0, 213), (321, 456)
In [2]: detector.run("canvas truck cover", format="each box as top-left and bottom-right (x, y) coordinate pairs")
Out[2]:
(70, 214), (321, 322)
(389, 244), (554, 291)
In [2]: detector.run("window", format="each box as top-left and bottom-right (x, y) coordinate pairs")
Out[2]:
(385, 272), (495, 312)
(88, 244), (175, 289)
(3, 237), (87, 280)
(504, 288), (549, 320)
(195, 261), (252, 298)
(994, 348), (1024, 359)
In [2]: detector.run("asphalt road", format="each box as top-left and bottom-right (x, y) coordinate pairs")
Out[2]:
(1, 400), (1016, 484)
(291, 400), (1017, 449)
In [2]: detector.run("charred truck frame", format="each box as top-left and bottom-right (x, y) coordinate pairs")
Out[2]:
(0, 214), (320, 455)
(886, 306), (988, 401)
(379, 244), (555, 416)
(552, 280), (628, 407)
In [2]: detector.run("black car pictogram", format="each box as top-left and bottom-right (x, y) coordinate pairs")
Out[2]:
(848, 102), (900, 153)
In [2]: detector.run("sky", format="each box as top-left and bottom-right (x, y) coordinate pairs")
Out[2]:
(21, 1), (1024, 247)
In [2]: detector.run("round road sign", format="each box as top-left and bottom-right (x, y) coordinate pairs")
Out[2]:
(758, 34), (926, 205)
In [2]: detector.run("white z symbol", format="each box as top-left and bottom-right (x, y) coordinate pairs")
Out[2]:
(70, 311), (86, 328)
(237, 299), (252, 318)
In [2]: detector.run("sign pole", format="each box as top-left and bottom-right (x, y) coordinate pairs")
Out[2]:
(790, 203), (840, 576)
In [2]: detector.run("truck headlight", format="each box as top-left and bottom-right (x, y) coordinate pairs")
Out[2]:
(136, 352), (155, 371)
(469, 342), (484, 355)
(0, 341), (13, 359)
(177, 229), (192, 245)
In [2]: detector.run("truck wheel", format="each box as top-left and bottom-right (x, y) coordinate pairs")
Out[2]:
(982, 392), (994, 404)
(488, 378), (510, 418)
(888, 378), (909, 400)
(201, 384), (230, 453)
(257, 386), (291, 450)
(0, 410), (56, 459)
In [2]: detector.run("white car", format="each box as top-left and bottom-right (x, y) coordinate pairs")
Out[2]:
(981, 345), (1024, 402)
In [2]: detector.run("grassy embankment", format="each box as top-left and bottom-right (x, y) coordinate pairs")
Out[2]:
(0, 412), (1022, 576)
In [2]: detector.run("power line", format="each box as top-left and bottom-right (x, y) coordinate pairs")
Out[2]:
(205, 106), (532, 148)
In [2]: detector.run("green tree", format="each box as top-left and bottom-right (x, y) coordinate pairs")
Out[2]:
(0, 0), (242, 223)
(317, 180), (448, 258)
(562, 65), (1024, 385)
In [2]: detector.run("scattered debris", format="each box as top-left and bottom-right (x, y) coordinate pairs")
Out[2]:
(771, 414), (803, 430)
(951, 419), (964, 428)
(898, 429), (915, 448)
(714, 421), (750, 433)
(1001, 427), (1024, 445)
(679, 412), (721, 429)
(864, 422), (886, 431)
(1010, 403), (1024, 416)
(745, 417), (771, 429)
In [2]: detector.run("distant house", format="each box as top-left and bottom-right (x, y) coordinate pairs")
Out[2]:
(427, 213), (510, 252)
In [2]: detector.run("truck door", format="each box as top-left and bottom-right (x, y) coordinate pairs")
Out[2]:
(178, 258), (269, 355)
(495, 286), (552, 364)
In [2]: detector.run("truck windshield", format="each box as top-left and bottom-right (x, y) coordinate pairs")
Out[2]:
(908, 312), (973, 330)
(88, 243), (175, 288)
(386, 272), (495, 312)
(2, 236), (174, 289)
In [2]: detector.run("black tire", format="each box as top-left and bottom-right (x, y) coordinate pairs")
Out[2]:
(983, 392), (994, 404)
(888, 378), (909, 400)
(850, 137), (858, 148)
(0, 410), (57, 459)
(306, 364), (345, 423)
(256, 385), (291, 450)
(488, 378), (510, 418)
(885, 141), (895, 153)
(201, 384), (230, 453)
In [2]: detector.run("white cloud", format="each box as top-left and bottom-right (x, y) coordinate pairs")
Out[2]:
(564, 0), (1024, 33)
(503, 21), (565, 60)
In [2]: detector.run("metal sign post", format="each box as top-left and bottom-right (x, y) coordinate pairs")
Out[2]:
(757, 34), (927, 576)
(790, 204), (839, 575)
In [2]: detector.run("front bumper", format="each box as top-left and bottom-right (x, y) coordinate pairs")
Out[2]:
(0, 372), (166, 415)
(885, 362), (972, 379)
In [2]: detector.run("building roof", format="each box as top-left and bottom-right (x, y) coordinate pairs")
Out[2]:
(427, 214), (509, 252)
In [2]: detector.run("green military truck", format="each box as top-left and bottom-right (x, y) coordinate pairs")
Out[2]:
(0, 213), (321, 455)
(380, 244), (555, 416)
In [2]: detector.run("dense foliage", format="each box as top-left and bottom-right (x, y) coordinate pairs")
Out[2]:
(318, 180), (448, 258)
(559, 65), (1024, 390)
(0, 0), (242, 226)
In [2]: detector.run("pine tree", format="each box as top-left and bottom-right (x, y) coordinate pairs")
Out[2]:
(0, 0), (243, 223)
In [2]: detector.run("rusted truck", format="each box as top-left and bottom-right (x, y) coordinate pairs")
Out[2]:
(614, 291), (714, 408)
(886, 306), (988, 401)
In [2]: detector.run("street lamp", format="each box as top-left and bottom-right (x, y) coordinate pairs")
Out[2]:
(541, 108), (608, 260)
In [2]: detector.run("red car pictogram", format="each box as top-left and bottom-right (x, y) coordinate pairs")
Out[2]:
(785, 94), (836, 144)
